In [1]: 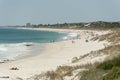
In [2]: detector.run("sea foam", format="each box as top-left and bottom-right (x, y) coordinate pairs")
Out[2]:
(62, 33), (78, 40)
(0, 43), (31, 61)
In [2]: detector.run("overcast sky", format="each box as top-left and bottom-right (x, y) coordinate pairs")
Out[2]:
(0, 0), (120, 26)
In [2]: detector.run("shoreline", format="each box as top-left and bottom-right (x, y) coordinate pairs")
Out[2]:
(0, 43), (48, 63)
(0, 28), (109, 80)
(18, 27), (109, 33)
(14, 43), (46, 61)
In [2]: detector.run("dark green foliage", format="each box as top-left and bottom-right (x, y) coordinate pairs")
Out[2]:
(89, 21), (120, 29)
(97, 55), (120, 80)
(97, 55), (120, 70)
(80, 55), (120, 80)
(80, 68), (105, 80)
(97, 61), (114, 70)
(103, 67), (120, 80)
(23, 21), (120, 29)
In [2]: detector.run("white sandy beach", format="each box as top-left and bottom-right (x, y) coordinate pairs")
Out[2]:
(0, 28), (109, 80)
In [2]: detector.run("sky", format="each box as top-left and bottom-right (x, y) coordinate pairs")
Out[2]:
(0, 0), (120, 26)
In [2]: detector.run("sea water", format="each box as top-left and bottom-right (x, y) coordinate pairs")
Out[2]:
(0, 27), (77, 61)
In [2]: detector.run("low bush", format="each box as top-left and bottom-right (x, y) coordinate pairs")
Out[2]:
(97, 55), (120, 70)
(103, 67), (120, 80)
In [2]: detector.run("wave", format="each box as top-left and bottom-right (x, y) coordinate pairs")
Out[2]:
(62, 33), (78, 40)
(0, 42), (33, 61)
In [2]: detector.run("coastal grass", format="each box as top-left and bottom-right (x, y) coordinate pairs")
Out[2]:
(103, 67), (120, 80)
(92, 30), (120, 44)
(15, 77), (23, 80)
(28, 44), (120, 80)
(97, 55), (120, 80)
(80, 67), (105, 80)
(44, 65), (83, 79)
(97, 55), (120, 70)
(79, 48), (120, 80)
(72, 44), (120, 80)
(27, 30), (120, 80)
(27, 65), (84, 80)
(80, 30), (120, 80)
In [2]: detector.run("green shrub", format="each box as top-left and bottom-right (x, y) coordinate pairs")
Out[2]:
(97, 55), (120, 80)
(97, 55), (120, 70)
(103, 67), (120, 80)
(97, 60), (114, 70)
(80, 68), (105, 80)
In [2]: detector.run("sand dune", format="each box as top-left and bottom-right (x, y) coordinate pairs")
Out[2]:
(0, 28), (109, 80)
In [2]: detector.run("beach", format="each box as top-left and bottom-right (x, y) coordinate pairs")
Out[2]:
(0, 28), (109, 80)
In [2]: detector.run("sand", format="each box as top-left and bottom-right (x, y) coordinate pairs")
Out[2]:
(0, 28), (109, 80)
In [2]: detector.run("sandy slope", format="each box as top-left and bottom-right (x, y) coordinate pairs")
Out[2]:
(0, 28), (109, 80)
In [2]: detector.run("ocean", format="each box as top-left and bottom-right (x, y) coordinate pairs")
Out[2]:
(0, 27), (77, 61)
(0, 27), (68, 43)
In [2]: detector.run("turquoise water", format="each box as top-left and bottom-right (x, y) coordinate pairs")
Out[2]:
(0, 27), (67, 43)
(0, 27), (68, 61)
(0, 27), (77, 61)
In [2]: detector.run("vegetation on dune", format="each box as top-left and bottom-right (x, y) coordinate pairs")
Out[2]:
(73, 30), (120, 80)
(96, 55), (120, 80)
(97, 55), (120, 70)
(15, 77), (23, 80)
(23, 27), (120, 80)
(27, 65), (83, 80)
(80, 30), (120, 80)
(80, 67), (105, 80)
(92, 30), (120, 44)
(80, 46), (120, 80)
(24, 21), (120, 29)
(103, 67), (120, 80)
(71, 44), (120, 64)
(27, 30), (120, 80)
